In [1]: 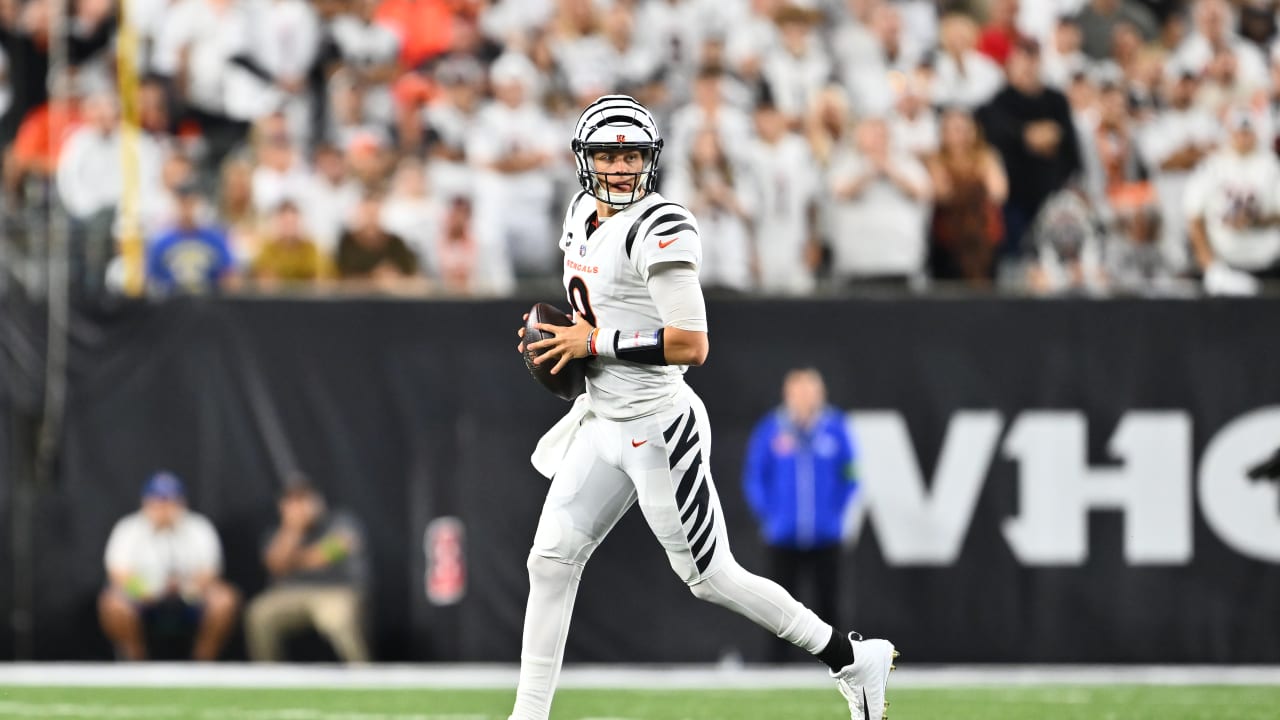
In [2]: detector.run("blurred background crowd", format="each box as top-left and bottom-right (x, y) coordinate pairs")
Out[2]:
(4, 0), (1280, 299)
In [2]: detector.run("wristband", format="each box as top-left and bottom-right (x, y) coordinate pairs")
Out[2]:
(591, 328), (620, 359)
(588, 328), (612, 357)
(123, 576), (148, 600)
(321, 536), (348, 563)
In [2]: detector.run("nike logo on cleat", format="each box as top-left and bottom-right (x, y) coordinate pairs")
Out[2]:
(631, 439), (648, 447)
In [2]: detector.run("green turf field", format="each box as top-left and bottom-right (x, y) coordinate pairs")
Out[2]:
(1, 685), (1278, 720)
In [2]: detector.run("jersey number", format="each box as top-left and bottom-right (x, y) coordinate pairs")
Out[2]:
(567, 275), (597, 327)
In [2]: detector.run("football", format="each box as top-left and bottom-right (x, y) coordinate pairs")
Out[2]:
(522, 302), (587, 401)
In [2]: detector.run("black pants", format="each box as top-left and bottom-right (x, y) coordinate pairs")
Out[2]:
(768, 545), (842, 663)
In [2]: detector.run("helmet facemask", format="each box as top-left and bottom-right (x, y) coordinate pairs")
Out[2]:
(573, 140), (663, 210)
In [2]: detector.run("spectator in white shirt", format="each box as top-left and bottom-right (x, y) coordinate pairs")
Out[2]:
(153, 0), (246, 115)
(761, 5), (832, 127)
(56, 93), (165, 293)
(667, 66), (756, 166)
(724, 0), (782, 86)
(559, 3), (661, 101)
(544, 0), (603, 93)
(1175, 0), (1269, 92)
(56, 94), (164, 221)
(1137, 65), (1219, 274)
(251, 117), (310, 215)
(827, 115), (933, 286)
(839, 2), (923, 115)
(478, 0), (556, 48)
(662, 126), (755, 292)
(932, 13), (1004, 111)
(692, 32), (758, 110)
(1018, 0), (1090, 45)
(326, 70), (394, 157)
(1185, 108), (1280, 293)
(423, 56), (485, 202)
(743, 99), (821, 295)
(466, 53), (558, 293)
(152, 0), (255, 170)
(829, 0), (879, 58)
(603, 4), (665, 90)
(224, 0), (321, 146)
(897, 0), (941, 59)
(1042, 16), (1089, 90)
(329, 0), (401, 129)
(890, 70), (940, 158)
(380, 156), (441, 275)
(301, 143), (362, 256)
(1194, 42), (1271, 126)
(99, 472), (240, 661)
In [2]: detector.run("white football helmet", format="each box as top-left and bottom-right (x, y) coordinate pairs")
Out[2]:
(571, 94), (664, 209)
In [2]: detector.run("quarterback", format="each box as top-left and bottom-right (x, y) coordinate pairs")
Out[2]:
(514, 95), (896, 720)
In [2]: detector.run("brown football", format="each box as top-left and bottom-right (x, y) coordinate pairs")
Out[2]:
(523, 302), (587, 401)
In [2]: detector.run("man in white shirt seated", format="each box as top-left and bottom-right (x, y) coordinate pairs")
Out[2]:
(98, 472), (240, 661)
(1185, 108), (1280, 294)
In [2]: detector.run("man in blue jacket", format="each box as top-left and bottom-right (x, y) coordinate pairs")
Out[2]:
(743, 368), (859, 661)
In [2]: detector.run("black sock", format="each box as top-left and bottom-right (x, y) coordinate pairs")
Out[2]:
(817, 628), (855, 672)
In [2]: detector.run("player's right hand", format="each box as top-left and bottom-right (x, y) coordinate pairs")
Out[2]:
(516, 313), (529, 353)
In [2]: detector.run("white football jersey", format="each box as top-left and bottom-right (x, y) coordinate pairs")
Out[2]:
(558, 191), (703, 421)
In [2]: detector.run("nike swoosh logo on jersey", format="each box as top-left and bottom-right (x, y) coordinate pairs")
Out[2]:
(657, 237), (678, 249)
(631, 439), (648, 447)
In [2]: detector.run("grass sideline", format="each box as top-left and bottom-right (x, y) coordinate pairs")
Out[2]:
(2, 685), (1279, 719)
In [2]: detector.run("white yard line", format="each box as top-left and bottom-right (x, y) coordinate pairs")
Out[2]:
(0, 701), (182, 718)
(209, 707), (488, 712)
(0, 663), (1279, 690)
(0, 702), (493, 720)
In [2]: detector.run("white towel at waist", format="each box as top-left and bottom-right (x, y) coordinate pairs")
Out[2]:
(530, 392), (590, 479)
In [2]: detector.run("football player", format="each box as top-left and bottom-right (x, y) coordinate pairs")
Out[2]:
(513, 95), (897, 720)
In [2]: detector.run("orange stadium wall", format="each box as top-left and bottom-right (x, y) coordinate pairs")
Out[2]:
(2, 297), (1279, 662)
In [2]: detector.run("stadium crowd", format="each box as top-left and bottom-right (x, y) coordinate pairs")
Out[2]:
(3, 0), (1280, 297)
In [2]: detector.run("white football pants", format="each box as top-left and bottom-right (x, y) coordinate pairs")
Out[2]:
(509, 385), (833, 720)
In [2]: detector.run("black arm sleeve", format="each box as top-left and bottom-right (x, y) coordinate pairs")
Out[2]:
(613, 328), (667, 366)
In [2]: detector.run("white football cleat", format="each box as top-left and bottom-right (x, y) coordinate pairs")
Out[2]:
(831, 633), (898, 720)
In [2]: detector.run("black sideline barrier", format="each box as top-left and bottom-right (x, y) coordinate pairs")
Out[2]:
(2, 298), (1279, 662)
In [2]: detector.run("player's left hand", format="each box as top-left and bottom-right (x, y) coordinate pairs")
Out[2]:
(528, 313), (593, 375)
